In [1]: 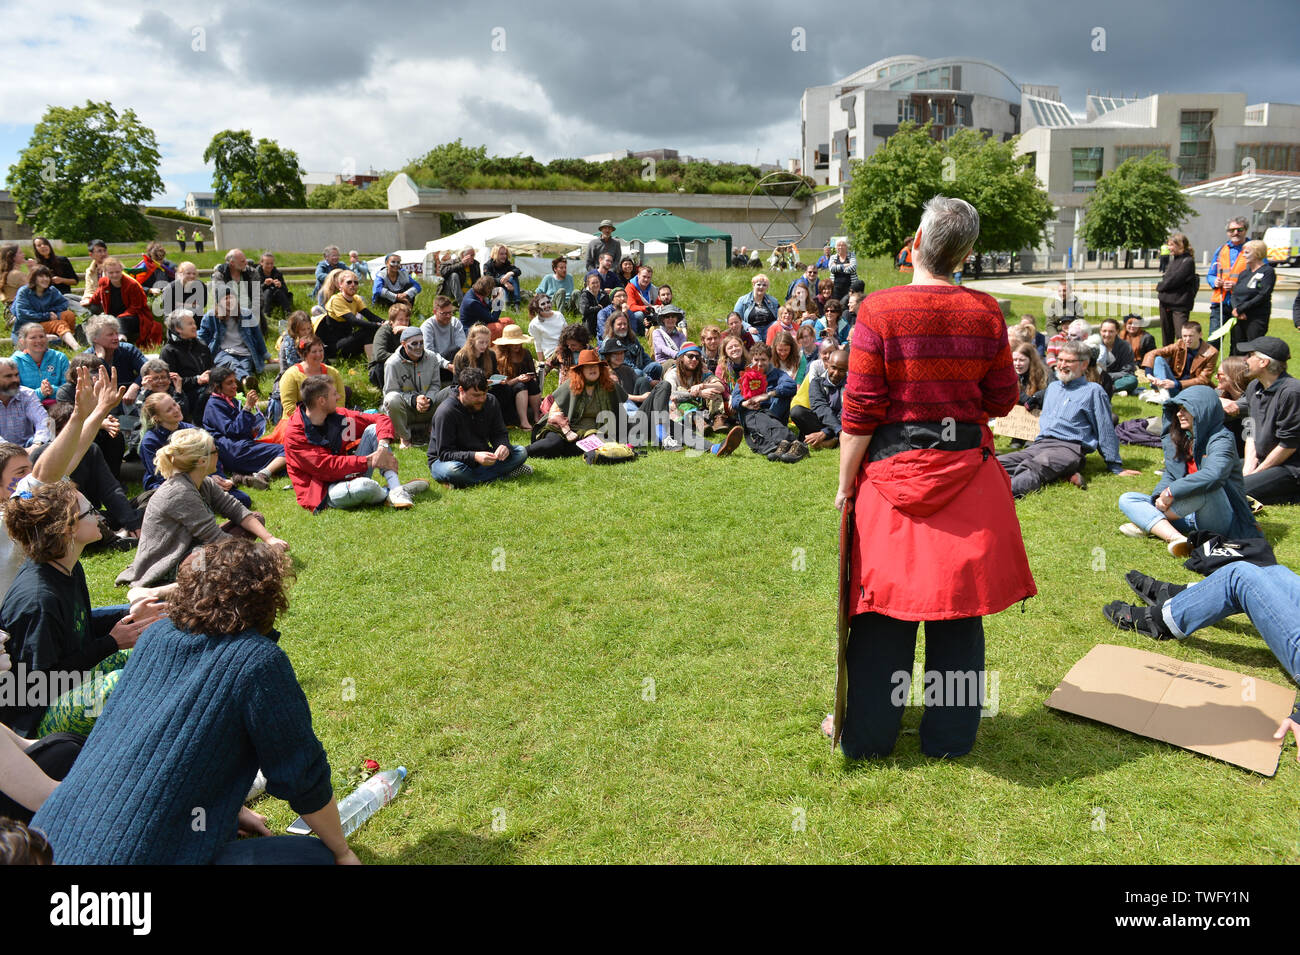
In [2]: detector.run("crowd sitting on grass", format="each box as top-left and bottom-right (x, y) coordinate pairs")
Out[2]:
(3, 217), (1300, 865)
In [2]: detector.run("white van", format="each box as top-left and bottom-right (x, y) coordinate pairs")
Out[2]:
(1263, 226), (1300, 266)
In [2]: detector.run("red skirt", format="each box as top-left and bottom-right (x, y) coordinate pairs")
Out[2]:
(849, 436), (1036, 621)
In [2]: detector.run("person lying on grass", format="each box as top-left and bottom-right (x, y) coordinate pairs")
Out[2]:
(1104, 562), (1300, 761)
(118, 427), (286, 591)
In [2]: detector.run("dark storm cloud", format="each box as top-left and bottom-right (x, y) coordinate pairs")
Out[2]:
(131, 11), (229, 76)
(141, 0), (1300, 160)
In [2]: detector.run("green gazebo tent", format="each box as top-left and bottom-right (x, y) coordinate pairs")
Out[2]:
(611, 208), (732, 267)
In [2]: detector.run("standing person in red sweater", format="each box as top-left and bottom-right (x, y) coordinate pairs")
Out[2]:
(828, 197), (1036, 760)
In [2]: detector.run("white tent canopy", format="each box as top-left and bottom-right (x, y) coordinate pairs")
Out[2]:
(424, 212), (595, 258)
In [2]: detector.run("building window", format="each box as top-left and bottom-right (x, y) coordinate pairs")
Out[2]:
(848, 136), (857, 154)
(831, 139), (840, 158)
(1177, 110), (1215, 183)
(1072, 147), (1103, 192)
(814, 144), (829, 169)
(898, 99), (917, 123)
(1114, 145), (1170, 165)
(1234, 143), (1300, 173)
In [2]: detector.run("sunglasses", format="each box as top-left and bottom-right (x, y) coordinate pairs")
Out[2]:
(77, 505), (97, 521)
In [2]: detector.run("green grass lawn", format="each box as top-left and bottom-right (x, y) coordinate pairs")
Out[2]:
(68, 259), (1300, 864)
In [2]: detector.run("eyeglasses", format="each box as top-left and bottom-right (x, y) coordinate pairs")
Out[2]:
(1227, 227), (1245, 233)
(76, 505), (97, 522)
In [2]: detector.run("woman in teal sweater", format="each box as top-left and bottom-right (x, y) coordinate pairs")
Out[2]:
(32, 537), (357, 865)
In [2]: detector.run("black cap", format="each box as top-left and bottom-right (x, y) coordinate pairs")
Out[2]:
(599, 338), (627, 356)
(1238, 336), (1290, 362)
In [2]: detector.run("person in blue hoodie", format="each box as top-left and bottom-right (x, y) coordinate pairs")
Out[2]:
(729, 342), (800, 462)
(1117, 384), (1260, 556)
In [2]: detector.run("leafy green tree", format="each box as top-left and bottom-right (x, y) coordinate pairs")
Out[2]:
(7, 101), (163, 241)
(203, 130), (306, 208)
(1079, 153), (1196, 268)
(841, 123), (1054, 271)
(840, 122), (943, 259)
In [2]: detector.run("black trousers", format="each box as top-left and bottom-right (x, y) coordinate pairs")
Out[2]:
(791, 405), (832, 440)
(738, 406), (792, 454)
(1158, 305), (1188, 347)
(0, 731), (85, 824)
(1230, 312), (1270, 356)
(320, 321), (377, 362)
(1244, 466), (1300, 505)
(94, 429), (127, 480)
(72, 442), (139, 530)
(526, 431), (585, 458)
(841, 613), (984, 760)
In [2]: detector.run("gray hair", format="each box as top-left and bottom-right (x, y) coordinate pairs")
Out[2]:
(915, 196), (979, 276)
(1256, 352), (1286, 377)
(323, 245), (340, 257)
(0, 357), (17, 374)
(85, 314), (120, 342)
(1068, 318), (1092, 339)
(224, 248), (244, 263)
(141, 358), (170, 377)
(1227, 216), (1249, 230)
(1059, 340), (1092, 364)
(166, 309), (195, 333)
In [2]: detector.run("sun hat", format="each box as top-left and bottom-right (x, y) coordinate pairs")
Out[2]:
(657, 304), (685, 321)
(573, 348), (605, 368)
(598, 219), (615, 230)
(494, 324), (532, 346)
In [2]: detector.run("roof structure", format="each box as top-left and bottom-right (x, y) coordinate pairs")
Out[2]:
(1182, 172), (1300, 205)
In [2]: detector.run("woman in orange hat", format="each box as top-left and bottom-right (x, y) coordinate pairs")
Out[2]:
(526, 349), (627, 458)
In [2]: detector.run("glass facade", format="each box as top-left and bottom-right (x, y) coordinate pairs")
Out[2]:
(889, 65), (953, 91)
(1234, 143), (1300, 173)
(1072, 147), (1103, 192)
(1114, 145), (1170, 165)
(1177, 110), (1215, 183)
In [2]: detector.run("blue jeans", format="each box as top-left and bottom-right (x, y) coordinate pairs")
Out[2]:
(1118, 486), (1233, 536)
(430, 445), (527, 486)
(214, 352), (257, 380)
(1151, 356), (1183, 395)
(1164, 563), (1300, 683)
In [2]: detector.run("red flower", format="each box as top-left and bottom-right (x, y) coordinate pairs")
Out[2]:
(363, 759), (380, 771)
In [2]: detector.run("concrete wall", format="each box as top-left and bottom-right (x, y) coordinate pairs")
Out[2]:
(0, 195), (202, 245)
(212, 208), (441, 254)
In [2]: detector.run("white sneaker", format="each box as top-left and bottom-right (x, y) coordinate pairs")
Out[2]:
(401, 480), (429, 496)
(1119, 522), (1146, 538)
(661, 437), (681, 451)
(387, 486), (414, 509)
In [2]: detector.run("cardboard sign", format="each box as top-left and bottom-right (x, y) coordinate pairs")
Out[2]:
(1047, 644), (1296, 775)
(991, 405), (1041, 442)
(575, 435), (604, 452)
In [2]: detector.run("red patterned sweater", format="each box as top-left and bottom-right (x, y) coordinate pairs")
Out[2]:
(843, 284), (1018, 435)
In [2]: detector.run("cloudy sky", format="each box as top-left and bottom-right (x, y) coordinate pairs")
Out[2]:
(1, 0), (1297, 207)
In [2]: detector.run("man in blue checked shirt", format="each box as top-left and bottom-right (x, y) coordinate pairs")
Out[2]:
(997, 340), (1140, 497)
(0, 359), (54, 448)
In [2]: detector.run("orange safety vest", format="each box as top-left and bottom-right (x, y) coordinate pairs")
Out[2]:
(1211, 243), (1248, 304)
(897, 243), (913, 272)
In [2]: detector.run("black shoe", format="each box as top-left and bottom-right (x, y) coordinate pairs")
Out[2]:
(1102, 600), (1177, 640)
(766, 440), (791, 461)
(1124, 570), (1188, 607)
(780, 440), (809, 463)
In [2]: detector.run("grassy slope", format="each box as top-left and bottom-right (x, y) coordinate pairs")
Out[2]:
(71, 257), (1300, 864)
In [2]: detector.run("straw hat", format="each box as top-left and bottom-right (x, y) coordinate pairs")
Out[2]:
(494, 324), (532, 347)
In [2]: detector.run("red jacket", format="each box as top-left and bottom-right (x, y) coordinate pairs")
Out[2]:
(283, 405), (396, 512)
(89, 274), (162, 349)
(844, 285), (1035, 619)
(624, 280), (655, 313)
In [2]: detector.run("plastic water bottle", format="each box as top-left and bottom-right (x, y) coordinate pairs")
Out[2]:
(336, 766), (408, 838)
